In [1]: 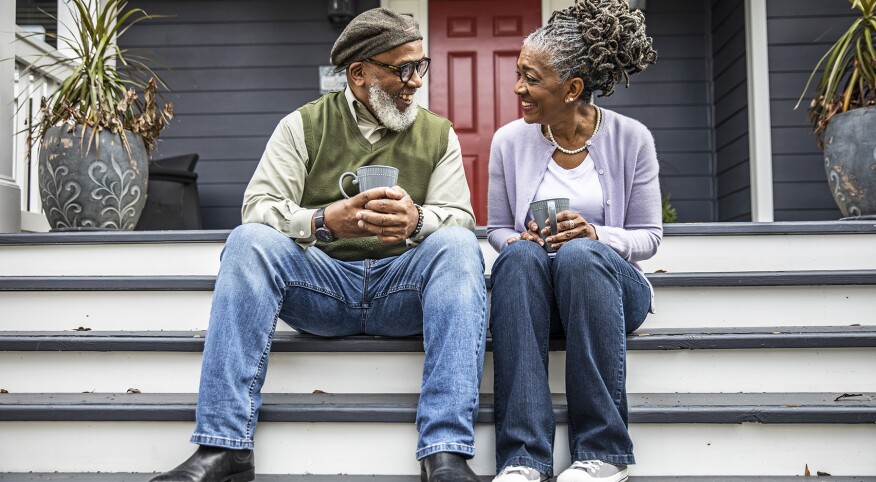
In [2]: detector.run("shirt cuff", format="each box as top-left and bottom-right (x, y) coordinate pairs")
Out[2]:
(266, 206), (317, 248)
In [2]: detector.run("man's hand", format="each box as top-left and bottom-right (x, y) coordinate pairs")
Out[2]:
(357, 186), (418, 244)
(321, 189), (390, 239)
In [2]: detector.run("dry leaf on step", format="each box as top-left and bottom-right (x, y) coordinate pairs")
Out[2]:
(127, 388), (141, 394)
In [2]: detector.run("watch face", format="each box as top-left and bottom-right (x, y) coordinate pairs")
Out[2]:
(315, 227), (334, 242)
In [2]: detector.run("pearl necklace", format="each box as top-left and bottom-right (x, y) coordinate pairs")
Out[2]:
(546, 106), (601, 155)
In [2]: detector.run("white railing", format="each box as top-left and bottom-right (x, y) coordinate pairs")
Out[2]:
(12, 27), (76, 231)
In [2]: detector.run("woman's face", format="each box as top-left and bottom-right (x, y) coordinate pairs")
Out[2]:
(514, 46), (566, 125)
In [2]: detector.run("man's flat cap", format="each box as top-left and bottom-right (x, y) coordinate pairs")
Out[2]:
(330, 8), (422, 72)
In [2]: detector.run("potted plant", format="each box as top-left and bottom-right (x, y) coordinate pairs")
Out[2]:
(798, 0), (876, 219)
(31, 0), (173, 230)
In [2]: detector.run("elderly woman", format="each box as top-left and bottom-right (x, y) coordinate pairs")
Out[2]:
(487, 1), (660, 481)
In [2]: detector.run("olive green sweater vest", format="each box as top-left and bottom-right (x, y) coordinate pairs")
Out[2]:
(298, 91), (451, 260)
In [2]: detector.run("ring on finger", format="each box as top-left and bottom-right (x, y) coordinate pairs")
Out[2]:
(568, 219), (575, 229)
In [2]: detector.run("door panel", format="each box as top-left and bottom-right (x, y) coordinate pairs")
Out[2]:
(430, 0), (541, 224)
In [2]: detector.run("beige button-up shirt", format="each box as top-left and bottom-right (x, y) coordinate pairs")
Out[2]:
(242, 87), (475, 249)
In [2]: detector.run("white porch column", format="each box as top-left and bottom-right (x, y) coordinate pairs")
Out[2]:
(744, 0), (775, 222)
(0, 0), (22, 233)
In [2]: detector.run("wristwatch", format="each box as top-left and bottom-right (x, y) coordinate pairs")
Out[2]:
(313, 208), (336, 242)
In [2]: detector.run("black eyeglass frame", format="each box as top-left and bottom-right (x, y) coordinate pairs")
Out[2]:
(362, 57), (431, 83)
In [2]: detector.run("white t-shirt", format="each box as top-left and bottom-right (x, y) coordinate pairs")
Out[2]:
(532, 154), (605, 226)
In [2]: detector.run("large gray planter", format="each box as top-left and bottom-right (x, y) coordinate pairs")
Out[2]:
(38, 125), (149, 230)
(823, 106), (876, 218)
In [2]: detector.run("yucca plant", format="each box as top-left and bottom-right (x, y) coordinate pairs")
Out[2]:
(30, 0), (173, 154)
(797, 0), (876, 145)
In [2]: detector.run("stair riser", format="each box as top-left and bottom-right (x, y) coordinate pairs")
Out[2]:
(2, 234), (876, 277)
(0, 421), (872, 476)
(3, 285), (873, 331)
(3, 349), (874, 394)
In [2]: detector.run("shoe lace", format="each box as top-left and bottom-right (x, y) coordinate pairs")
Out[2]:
(570, 460), (604, 474)
(499, 465), (539, 479)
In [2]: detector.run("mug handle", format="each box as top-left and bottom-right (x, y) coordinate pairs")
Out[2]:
(547, 200), (558, 237)
(338, 172), (358, 199)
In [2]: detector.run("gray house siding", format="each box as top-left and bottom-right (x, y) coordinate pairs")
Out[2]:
(766, 0), (856, 221)
(599, 0), (716, 222)
(121, 0), (379, 229)
(711, 0), (749, 221)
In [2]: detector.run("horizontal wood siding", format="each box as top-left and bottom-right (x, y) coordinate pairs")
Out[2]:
(711, 0), (749, 221)
(598, 0), (716, 222)
(766, 0), (855, 221)
(120, 0), (380, 229)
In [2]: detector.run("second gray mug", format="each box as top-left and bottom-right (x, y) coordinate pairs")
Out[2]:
(530, 197), (570, 253)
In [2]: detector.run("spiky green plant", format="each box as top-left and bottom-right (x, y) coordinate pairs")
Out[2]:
(661, 194), (677, 224)
(797, 0), (876, 145)
(30, 0), (173, 153)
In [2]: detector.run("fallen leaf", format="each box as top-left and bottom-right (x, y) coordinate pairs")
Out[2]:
(127, 388), (141, 394)
(312, 390), (327, 394)
(805, 464), (810, 476)
(785, 404), (801, 407)
(834, 393), (870, 401)
(817, 472), (831, 476)
(0, 388), (8, 394)
(654, 269), (667, 273)
(73, 326), (91, 331)
(636, 333), (651, 337)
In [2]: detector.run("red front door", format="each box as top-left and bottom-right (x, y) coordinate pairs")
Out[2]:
(429, 0), (541, 224)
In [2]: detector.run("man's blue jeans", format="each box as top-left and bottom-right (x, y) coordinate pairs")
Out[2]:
(490, 238), (651, 475)
(191, 223), (487, 460)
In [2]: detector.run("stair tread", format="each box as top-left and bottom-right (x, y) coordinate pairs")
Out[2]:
(1, 476), (874, 482)
(3, 221), (876, 247)
(3, 269), (876, 291)
(2, 392), (874, 424)
(2, 325), (874, 352)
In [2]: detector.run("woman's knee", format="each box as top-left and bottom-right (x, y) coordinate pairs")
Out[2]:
(555, 238), (613, 267)
(493, 239), (550, 277)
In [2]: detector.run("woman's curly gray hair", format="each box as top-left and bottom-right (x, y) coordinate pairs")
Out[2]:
(524, 0), (657, 99)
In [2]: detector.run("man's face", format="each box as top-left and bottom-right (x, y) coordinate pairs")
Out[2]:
(362, 40), (426, 131)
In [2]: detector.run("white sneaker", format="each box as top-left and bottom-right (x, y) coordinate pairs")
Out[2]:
(493, 465), (550, 482)
(557, 460), (629, 482)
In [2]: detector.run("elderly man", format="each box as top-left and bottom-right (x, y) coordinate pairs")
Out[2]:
(149, 8), (486, 482)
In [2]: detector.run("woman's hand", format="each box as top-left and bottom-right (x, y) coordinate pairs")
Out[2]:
(544, 210), (597, 250)
(507, 220), (544, 246)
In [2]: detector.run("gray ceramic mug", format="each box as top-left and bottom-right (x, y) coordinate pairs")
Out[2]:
(530, 197), (570, 253)
(339, 165), (399, 199)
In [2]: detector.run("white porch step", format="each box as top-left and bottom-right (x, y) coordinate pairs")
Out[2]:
(2, 223), (876, 277)
(1, 392), (874, 476)
(2, 329), (874, 394)
(1, 277), (874, 331)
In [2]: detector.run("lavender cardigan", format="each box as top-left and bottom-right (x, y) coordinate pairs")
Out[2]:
(487, 108), (663, 304)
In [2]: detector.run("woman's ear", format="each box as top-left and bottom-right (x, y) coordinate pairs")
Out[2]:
(348, 62), (367, 87)
(565, 77), (586, 103)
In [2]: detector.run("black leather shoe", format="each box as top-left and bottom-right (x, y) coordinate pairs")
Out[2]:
(149, 445), (255, 482)
(420, 452), (480, 482)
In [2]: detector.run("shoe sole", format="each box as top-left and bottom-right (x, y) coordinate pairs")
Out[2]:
(224, 468), (255, 482)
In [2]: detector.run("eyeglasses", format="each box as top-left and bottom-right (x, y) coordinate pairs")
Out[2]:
(363, 57), (431, 83)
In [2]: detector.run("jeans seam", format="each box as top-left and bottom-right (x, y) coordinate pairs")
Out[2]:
(286, 281), (348, 303)
(372, 283), (421, 299)
(244, 286), (282, 441)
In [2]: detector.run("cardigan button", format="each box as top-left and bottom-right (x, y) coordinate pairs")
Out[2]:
(606, 200), (612, 205)
(598, 169), (604, 175)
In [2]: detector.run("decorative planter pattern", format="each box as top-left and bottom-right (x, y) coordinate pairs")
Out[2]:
(823, 106), (876, 218)
(38, 125), (149, 230)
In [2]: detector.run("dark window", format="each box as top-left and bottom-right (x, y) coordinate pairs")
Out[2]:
(16, 0), (58, 48)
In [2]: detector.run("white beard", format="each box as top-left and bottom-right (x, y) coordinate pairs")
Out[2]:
(368, 78), (419, 132)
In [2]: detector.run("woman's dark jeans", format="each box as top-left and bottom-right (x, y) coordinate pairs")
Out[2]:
(490, 238), (651, 476)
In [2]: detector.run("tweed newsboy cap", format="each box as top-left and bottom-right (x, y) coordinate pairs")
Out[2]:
(330, 8), (423, 72)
